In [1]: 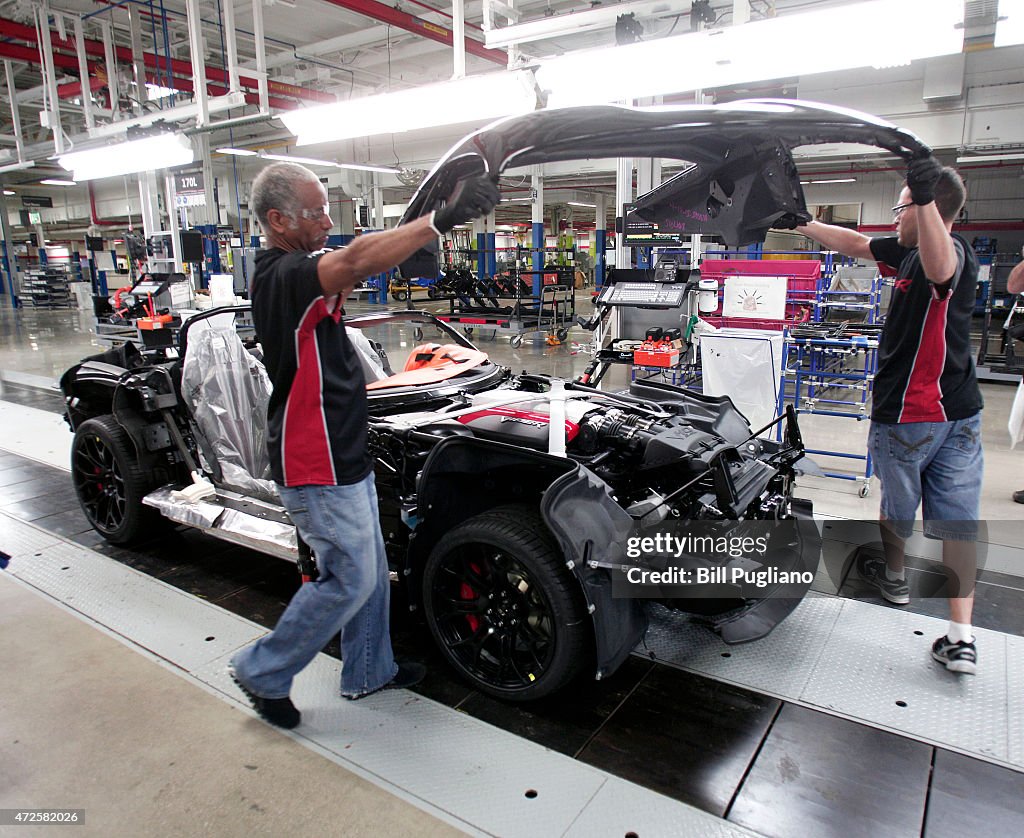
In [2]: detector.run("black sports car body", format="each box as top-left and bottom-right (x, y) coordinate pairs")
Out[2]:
(60, 100), (927, 700)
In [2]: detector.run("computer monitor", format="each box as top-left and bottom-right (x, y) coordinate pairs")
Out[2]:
(620, 204), (684, 247)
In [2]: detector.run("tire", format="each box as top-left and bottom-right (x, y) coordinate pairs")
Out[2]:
(391, 289), (409, 302)
(71, 415), (168, 545)
(423, 505), (589, 701)
(510, 334), (523, 348)
(555, 328), (569, 342)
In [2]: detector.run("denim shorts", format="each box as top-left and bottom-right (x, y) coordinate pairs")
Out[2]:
(868, 414), (983, 541)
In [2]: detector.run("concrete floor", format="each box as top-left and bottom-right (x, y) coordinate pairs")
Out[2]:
(0, 572), (461, 838)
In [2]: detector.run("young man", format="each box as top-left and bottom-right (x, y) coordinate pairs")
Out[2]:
(230, 162), (500, 727)
(796, 156), (983, 675)
(1009, 254), (1024, 504)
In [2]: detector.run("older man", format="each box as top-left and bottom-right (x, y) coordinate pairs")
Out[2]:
(229, 162), (500, 727)
(796, 157), (983, 675)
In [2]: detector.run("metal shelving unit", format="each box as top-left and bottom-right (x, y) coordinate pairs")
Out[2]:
(22, 265), (75, 308)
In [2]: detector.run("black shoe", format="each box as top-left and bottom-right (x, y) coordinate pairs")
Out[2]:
(856, 552), (910, 605)
(1013, 489), (1024, 504)
(931, 635), (977, 675)
(343, 661), (427, 701)
(229, 664), (301, 729)
(387, 661), (427, 690)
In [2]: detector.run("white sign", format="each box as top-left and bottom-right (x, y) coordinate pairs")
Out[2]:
(722, 275), (788, 320)
(174, 193), (207, 208)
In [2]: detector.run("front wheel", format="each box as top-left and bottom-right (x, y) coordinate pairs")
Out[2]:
(423, 505), (590, 701)
(71, 415), (168, 544)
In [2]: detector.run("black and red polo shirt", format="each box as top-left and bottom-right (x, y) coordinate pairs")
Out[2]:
(869, 234), (983, 424)
(251, 247), (371, 487)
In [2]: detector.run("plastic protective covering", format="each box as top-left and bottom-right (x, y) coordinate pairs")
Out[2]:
(181, 325), (278, 501)
(700, 328), (784, 437)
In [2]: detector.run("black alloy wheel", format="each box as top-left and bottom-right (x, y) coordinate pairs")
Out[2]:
(71, 415), (167, 544)
(423, 505), (589, 701)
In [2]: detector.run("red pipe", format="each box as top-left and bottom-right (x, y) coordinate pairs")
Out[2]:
(0, 15), (333, 104)
(318, 0), (506, 66)
(0, 35), (296, 111)
(89, 183), (122, 227)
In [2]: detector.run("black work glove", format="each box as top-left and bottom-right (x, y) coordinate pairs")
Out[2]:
(771, 213), (801, 230)
(431, 176), (502, 234)
(906, 155), (943, 206)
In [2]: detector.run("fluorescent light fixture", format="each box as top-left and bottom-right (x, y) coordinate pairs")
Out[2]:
(281, 70), (538, 145)
(568, 201), (596, 207)
(215, 147), (258, 156)
(40, 179), (77, 186)
(810, 178), (857, 184)
(956, 152), (1024, 162)
(2, 190), (14, 195)
(59, 133), (193, 181)
(537, 0), (965, 106)
(259, 153), (400, 175)
(995, 0), (1024, 47)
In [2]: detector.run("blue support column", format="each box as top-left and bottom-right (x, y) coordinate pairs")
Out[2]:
(594, 229), (606, 289)
(531, 222), (544, 297)
(485, 232), (496, 279)
(476, 232), (486, 280)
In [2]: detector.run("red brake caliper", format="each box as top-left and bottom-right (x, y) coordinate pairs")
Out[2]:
(461, 561), (481, 632)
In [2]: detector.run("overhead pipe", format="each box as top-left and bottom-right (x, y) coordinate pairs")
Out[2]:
(4, 60), (25, 160)
(251, 0), (269, 113)
(318, 0), (506, 66)
(0, 42), (295, 111)
(34, 1), (65, 153)
(453, 0), (466, 78)
(0, 15), (332, 105)
(184, 0), (210, 124)
(99, 18), (119, 114)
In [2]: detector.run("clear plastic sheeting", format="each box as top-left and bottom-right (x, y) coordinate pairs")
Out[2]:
(347, 326), (389, 381)
(143, 487), (297, 559)
(701, 329), (784, 436)
(181, 325), (278, 501)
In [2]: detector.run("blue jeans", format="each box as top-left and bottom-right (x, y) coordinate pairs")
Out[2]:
(868, 415), (983, 541)
(230, 474), (398, 699)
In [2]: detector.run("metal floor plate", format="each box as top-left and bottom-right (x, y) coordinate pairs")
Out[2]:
(0, 513), (62, 559)
(6, 539), (266, 672)
(800, 599), (1009, 761)
(643, 593), (844, 699)
(0, 401), (72, 471)
(3, 528), (757, 837)
(647, 588), (1021, 769)
(563, 776), (759, 838)
(1006, 633), (1024, 766)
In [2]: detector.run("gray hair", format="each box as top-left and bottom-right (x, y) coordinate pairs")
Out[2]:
(251, 162), (321, 228)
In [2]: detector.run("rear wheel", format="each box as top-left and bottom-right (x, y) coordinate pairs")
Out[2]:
(423, 505), (589, 701)
(71, 415), (168, 545)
